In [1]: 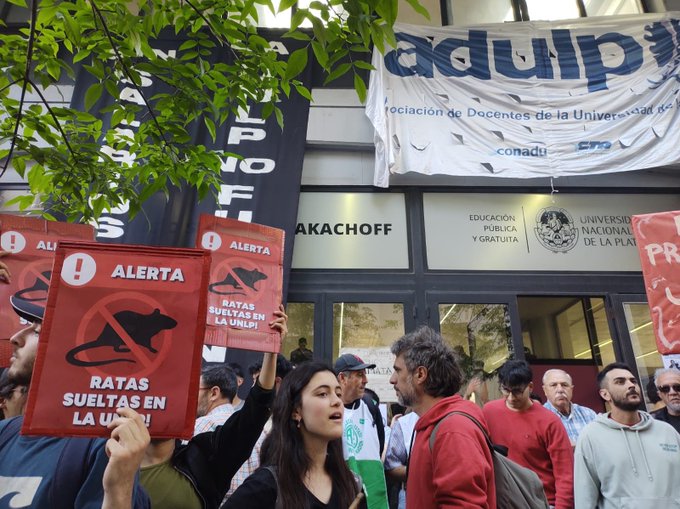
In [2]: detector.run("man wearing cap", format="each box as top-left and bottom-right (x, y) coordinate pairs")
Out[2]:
(0, 290), (150, 508)
(335, 353), (388, 509)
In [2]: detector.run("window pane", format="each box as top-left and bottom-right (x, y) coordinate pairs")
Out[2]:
(333, 302), (405, 402)
(583, 0), (642, 16)
(283, 302), (315, 364)
(624, 302), (661, 412)
(439, 303), (512, 404)
(525, 0), (580, 21)
(519, 296), (613, 362)
(590, 298), (616, 366)
(449, 0), (514, 26)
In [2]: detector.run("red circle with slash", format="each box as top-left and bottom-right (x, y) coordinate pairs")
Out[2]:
(72, 292), (175, 379)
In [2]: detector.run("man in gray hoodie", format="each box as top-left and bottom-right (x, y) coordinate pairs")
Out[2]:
(574, 362), (680, 509)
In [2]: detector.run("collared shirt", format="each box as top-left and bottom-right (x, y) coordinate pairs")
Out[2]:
(544, 400), (596, 443)
(193, 403), (234, 436)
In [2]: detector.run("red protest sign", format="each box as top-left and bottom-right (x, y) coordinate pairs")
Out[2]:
(632, 211), (680, 355)
(0, 215), (95, 358)
(197, 215), (284, 352)
(22, 241), (210, 439)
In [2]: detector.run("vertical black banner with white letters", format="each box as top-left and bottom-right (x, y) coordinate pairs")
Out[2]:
(70, 29), (311, 369)
(70, 28), (310, 297)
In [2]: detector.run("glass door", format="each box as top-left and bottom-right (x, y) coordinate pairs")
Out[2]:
(608, 294), (662, 412)
(328, 292), (416, 404)
(427, 293), (521, 405)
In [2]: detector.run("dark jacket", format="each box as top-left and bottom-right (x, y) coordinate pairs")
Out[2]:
(651, 406), (680, 434)
(171, 382), (274, 509)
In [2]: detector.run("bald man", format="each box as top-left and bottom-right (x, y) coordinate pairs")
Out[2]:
(543, 368), (597, 445)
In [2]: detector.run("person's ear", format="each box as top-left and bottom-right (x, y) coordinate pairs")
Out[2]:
(413, 366), (428, 386)
(528, 381), (534, 391)
(599, 388), (611, 402)
(209, 386), (220, 400)
(292, 406), (302, 422)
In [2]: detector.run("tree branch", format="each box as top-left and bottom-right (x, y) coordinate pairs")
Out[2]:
(25, 77), (78, 162)
(0, 0), (38, 179)
(89, 0), (177, 160)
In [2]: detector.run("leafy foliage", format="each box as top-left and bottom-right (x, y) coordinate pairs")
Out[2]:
(0, 0), (427, 221)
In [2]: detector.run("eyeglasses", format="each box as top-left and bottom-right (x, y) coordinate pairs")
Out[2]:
(500, 385), (528, 397)
(198, 387), (211, 391)
(657, 384), (680, 394)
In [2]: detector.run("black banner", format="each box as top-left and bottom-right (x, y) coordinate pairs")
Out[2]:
(69, 29), (311, 368)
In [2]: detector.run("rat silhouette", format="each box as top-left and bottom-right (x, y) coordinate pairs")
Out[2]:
(14, 271), (51, 301)
(65, 308), (177, 367)
(208, 267), (267, 295)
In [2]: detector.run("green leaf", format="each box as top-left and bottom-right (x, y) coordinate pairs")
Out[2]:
(84, 82), (103, 111)
(283, 30), (311, 42)
(294, 83), (313, 101)
(324, 62), (351, 85)
(285, 47), (308, 79)
(403, 0), (431, 20)
(353, 72), (367, 103)
(73, 49), (91, 63)
(204, 117), (216, 142)
(278, 0), (296, 12)
(12, 157), (26, 177)
(311, 40), (329, 69)
(274, 106), (283, 129)
(5, 0), (27, 6)
(353, 60), (375, 71)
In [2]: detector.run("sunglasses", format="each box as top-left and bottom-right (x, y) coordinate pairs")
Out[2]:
(657, 384), (680, 394)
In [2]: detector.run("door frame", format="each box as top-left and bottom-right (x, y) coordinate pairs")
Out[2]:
(425, 291), (524, 361)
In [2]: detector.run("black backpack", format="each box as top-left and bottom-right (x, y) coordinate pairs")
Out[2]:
(428, 411), (549, 509)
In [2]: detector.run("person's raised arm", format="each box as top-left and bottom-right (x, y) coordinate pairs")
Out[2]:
(258, 304), (287, 391)
(102, 407), (150, 509)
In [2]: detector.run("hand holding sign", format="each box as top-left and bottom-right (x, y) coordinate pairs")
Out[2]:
(103, 407), (150, 509)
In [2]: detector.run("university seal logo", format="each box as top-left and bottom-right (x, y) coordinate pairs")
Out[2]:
(534, 208), (578, 253)
(345, 420), (364, 456)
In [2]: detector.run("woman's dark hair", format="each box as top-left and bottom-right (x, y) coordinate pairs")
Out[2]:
(260, 361), (358, 508)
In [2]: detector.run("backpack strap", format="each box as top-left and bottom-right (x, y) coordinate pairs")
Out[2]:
(50, 437), (95, 509)
(0, 416), (23, 451)
(263, 466), (282, 509)
(428, 411), (493, 453)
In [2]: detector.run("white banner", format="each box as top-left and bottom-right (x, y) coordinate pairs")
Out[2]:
(366, 14), (680, 187)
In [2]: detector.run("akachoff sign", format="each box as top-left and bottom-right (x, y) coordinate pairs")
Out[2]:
(366, 13), (680, 186)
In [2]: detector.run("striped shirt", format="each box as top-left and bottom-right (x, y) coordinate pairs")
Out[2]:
(193, 403), (234, 436)
(543, 401), (597, 443)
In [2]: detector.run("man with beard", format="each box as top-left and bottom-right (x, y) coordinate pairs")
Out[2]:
(389, 326), (495, 508)
(574, 362), (680, 508)
(193, 365), (238, 436)
(651, 367), (680, 434)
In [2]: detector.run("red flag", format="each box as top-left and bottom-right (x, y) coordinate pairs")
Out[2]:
(632, 211), (680, 355)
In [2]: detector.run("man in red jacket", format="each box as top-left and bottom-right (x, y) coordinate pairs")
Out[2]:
(389, 326), (495, 508)
(483, 360), (573, 509)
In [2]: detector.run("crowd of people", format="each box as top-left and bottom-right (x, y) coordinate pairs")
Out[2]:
(1, 252), (680, 509)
